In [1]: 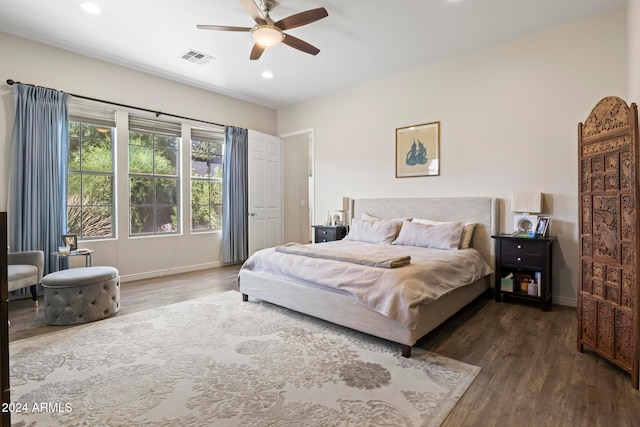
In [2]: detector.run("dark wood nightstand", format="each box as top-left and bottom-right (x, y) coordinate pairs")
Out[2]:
(492, 234), (556, 311)
(312, 225), (347, 243)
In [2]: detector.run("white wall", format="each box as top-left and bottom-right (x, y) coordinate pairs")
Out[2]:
(0, 32), (277, 281)
(276, 7), (628, 306)
(629, 0), (640, 103)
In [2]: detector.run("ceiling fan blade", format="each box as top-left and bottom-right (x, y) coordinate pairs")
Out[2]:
(196, 24), (252, 32)
(240, 0), (267, 25)
(275, 7), (328, 30)
(281, 34), (320, 56)
(250, 43), (266, 60)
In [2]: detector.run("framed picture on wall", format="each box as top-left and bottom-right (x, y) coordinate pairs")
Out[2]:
(61, 234), (77, 251)
(395, 121), (440, 178)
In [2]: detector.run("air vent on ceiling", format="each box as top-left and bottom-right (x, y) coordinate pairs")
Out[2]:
(180, 49), (214, 65)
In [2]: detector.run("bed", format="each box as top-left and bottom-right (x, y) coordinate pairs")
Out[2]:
(238, 197), (499, 357)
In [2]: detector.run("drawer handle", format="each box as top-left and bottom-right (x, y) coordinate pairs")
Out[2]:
(322, 230), (327, 234)
(517, 257), (522, 262)
(517, 244), (522, 249)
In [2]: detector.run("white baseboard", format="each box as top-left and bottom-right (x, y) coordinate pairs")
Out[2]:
(119, 261), (227, 283)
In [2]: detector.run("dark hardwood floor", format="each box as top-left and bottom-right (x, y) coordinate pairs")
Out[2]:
(8, 266), (640, 426)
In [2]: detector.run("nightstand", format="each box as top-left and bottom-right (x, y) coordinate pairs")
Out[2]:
(312, 225), (347, 243)
(492, 234), (556, 311)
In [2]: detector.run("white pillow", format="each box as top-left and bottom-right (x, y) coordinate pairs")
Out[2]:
(345, 218), (400, 244)
(412, 217), (477, 249)
(392, 220), (464, 250)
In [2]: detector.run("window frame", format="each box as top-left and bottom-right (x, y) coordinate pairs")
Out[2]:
(190, 126), (225, 232)
(128, 115), (182, 237)
(66, 114), (116, 240)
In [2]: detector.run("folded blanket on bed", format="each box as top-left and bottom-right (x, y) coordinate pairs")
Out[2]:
(275, 242), (411, 268)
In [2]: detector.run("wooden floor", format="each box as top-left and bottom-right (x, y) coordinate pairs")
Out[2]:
(8, 265), (640, 426)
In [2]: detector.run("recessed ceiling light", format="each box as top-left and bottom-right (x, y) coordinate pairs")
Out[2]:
(80, 2), (102, 14)
(261, 70), (274, 79)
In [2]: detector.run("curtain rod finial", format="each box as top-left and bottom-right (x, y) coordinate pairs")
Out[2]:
(6, 79), (15, 86)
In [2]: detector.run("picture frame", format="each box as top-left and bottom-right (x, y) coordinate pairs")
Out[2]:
(535, 217), (550, 237)
(62, 234), (77, 251)
(396, 121), (440, 178)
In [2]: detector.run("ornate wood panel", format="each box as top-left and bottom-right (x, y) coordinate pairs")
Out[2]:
(578, 97), (640, 389)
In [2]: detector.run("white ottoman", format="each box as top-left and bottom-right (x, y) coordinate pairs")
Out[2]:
(42, 266), (120, 326)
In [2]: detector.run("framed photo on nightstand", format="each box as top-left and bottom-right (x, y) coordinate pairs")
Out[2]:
(61, 234), (77, 251)
(535, 217), (550, 237)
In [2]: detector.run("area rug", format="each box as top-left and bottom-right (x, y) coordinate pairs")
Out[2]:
(9, 290), (479, 426)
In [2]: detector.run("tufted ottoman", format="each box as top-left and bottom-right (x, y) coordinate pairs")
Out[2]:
(42, 266), (120, 326)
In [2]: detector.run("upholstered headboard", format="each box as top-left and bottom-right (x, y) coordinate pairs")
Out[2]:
(348, 197), (499, 266)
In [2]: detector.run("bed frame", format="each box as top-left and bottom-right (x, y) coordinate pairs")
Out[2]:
(239, 197), (499, 357)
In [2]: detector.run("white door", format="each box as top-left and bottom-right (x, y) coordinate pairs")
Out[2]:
(248, 130), (282, 256)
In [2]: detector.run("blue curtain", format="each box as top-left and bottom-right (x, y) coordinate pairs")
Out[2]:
(9, 84), (69, 274)
(221, 126), (248, 263)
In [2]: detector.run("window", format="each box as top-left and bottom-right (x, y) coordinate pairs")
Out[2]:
(128, 115), (180, 235)
(67, 98), (116, 238)
(190, 126), (224, 231)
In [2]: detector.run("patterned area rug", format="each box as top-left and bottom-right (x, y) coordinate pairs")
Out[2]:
(9, 291), (479, 426)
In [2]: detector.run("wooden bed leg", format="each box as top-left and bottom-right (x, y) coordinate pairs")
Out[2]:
(401, 345), (412, 358)
(242, 293), (248, 302)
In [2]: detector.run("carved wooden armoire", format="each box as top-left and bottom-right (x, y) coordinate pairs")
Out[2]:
(578, 96), (640, 389)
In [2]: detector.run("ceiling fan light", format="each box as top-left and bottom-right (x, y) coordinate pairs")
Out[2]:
(251, 25), (284, 47)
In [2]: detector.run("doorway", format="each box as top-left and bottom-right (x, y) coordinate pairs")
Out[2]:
(280, 129), (314, 244)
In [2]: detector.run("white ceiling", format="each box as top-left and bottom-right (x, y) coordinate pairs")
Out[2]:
(0, 0), (626, 109)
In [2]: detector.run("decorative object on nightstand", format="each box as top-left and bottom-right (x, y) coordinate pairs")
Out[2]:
(492, 234), (556, 311)
(312, 225), (347, 243)
(511, 191), (542, 235)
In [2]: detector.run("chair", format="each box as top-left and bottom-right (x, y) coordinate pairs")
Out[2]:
(8, 250), (44, 306)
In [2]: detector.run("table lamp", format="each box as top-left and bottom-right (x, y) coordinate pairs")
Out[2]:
(512, 191), (542, 233)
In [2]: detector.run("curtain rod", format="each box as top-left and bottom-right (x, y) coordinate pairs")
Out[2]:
(6, 79), (225, 128)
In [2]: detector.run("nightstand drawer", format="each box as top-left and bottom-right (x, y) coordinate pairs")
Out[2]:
(317, 228), (337, 242)
(502, 240), (543, 256)
(313, 225), (347, 243)
(501, 252), (543, 268)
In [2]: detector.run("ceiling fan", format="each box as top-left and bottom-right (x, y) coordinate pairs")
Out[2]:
(197, 0), (328, 60)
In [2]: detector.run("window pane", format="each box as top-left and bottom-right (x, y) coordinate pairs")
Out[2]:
(68, 173), (81, 200)
(129, 145), (154, 174)
(191, 204), (211, 230)
(155, 135), (179, 150)
(82, 175), (112, 205)
(211, 181), (222, 205)
(155, 178), (178, 205)
(130, 177), (154, 205)
(69, 137), (81, 170)
(81, 139), (112, 172)
(155, 207), (177, 233)
(69, 122), (80, 138)
(129, 132), (153, 147)
(81, 207), (112, 238)
(130, 206), (154, 234)
(154, 148), (177, 175)
(191, 149), (209, 178)
(211, 162), (223, 179)
(211, 203), (222, 228)
(67, 206), (81, 236)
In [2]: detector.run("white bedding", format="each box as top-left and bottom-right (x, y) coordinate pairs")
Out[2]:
(240, 240), (493, 329)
